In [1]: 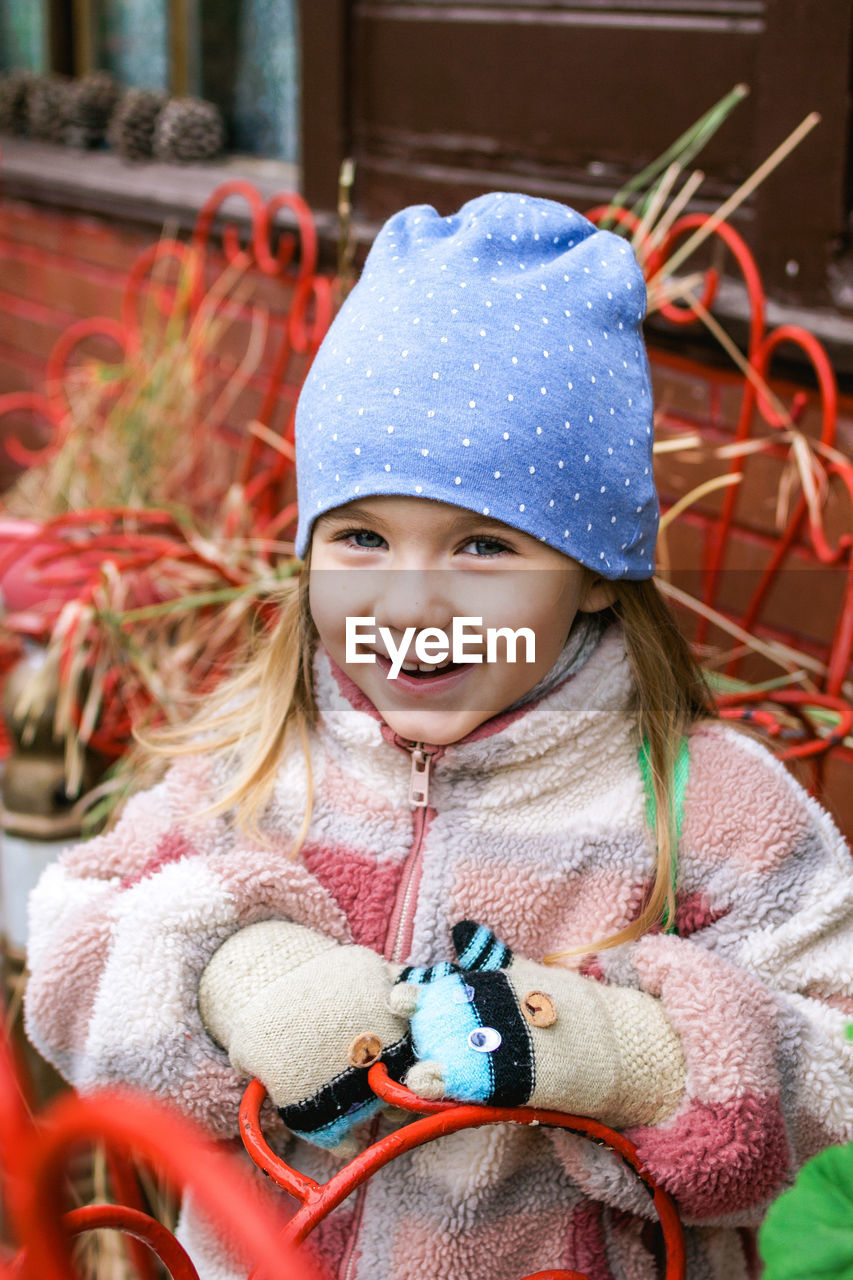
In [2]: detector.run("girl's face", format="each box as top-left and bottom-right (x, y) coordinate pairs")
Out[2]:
(309, 495), (614, 745)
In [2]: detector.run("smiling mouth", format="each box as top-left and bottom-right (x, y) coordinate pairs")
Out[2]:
(399, 662), (464, 679)
(374, 653), (466, 680)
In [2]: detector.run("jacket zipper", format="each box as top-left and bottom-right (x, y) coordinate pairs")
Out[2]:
(383, 740), (443, 964)
(342, 741), (443, 1279)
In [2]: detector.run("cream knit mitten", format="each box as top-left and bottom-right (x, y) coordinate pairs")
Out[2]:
(199, 920), (412, 1149)
(389, 922), (686, 1128)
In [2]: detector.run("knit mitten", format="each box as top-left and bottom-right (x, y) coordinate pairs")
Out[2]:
(199, 920), (413, 1150)
(388, 922), (686, 1128)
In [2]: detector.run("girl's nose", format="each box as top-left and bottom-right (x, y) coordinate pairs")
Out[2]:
(373, 568), (455, 642)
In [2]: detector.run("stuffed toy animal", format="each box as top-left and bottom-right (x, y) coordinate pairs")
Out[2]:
(389, 921), (685, 1128)
(200, 918), (685, 1151)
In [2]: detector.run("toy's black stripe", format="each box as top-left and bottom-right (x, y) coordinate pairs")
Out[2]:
(452, 920), (512, 971)
(278, 1036), (416, 1135)
(481, 938), (513, 970)
(398, 962), (457, 985)
(468, 970), (534, 1106)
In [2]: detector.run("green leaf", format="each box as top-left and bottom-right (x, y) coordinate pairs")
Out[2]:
(759, 1144), (853, 1279)
(602, 83), (749, 231)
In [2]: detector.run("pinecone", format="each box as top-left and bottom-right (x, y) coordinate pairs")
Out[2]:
(0, 70), (34, 135)
(62, 71), (121, 148)
(153, 97), (225, 164)
(26, 74), (72, 143)
(107, 88), (166, 161)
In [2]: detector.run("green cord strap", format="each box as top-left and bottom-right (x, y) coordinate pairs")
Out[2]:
(638, 736), (690, 936)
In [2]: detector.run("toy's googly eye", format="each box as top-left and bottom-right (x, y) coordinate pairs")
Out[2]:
(453, 984), (475, 1004)
(468, 1027), (502, 1053)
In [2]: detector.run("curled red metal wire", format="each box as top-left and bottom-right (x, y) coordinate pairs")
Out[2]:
(0, 998), (685, 1280)
(588, 206), (853, 766)
(239, 1065), (687, 1280)
(653, 213), (767, 355)
(0, 1020), (324, 1280)
(716, 689), (853, 759)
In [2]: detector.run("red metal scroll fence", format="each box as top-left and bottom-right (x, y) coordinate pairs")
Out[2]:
(0, 182), (333, 523)
(0, 1007), (686, 1280)
(0, 1016), (324, 1280)
(587, 204), (853, 780)
(241, 1065), (687, 1280)
(0, 181), (335, 761)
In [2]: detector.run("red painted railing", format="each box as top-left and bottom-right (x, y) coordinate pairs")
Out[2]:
(241, 1064), (686, 1280)
(0, 182), (332, 525)
(0, 1018), (324, 1280)
(0, 1009), (685, 1280)
(588, 204), (853, 779)
(0, 180), (335, 761)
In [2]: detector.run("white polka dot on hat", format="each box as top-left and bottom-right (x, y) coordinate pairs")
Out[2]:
(294, 191), (658, 578)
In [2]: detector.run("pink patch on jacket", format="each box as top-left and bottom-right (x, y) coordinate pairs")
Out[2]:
(633, 884), (730, 940)
(307, 1207), (355, 1277)
(179, 1060), (251, 1140)
(208, 847), (352, 941)
(120, 829), (197, 889)
(322, 755), (399, 816)
(450, 860), (640, 960)
(389, 1206), (580, 1280)
(303, 845), (404, 950)
(813, 991), (853, 1015)
(683, 726), (811, 872)
(672, 889), (729, 937)
(630, 1092), (790, 1217)
(24, 908), (116, 1059)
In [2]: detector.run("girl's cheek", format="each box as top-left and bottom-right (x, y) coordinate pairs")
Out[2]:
(309, 568), (372, 648)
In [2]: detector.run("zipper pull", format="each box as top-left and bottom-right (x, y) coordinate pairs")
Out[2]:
(408, 745), (431, 808)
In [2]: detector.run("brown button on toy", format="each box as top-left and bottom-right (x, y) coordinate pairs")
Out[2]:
(522, 991), (557, 1028)
(348, 1033), (383, 1068)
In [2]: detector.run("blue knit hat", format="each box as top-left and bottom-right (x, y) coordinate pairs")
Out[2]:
(294, 192), (657, 577)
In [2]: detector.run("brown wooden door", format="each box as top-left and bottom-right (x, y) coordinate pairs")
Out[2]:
(301, 1), (853, 308)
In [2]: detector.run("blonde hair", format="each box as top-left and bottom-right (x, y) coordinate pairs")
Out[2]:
(143, 560), (714, 951)
(141, 545), (319, 846)
(545, 579), (714, 959)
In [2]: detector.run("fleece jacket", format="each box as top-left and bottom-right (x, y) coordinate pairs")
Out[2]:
(24, 624), (853, 1280)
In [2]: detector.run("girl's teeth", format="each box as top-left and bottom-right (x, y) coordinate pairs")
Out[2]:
(399, 660), (450, 675)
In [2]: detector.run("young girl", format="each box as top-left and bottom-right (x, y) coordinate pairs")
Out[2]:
(24, 193), (853, 1280)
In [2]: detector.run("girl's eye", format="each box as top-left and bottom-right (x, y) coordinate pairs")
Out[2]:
(337, 528), (386, 550)
(461, 537), (512, 558)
